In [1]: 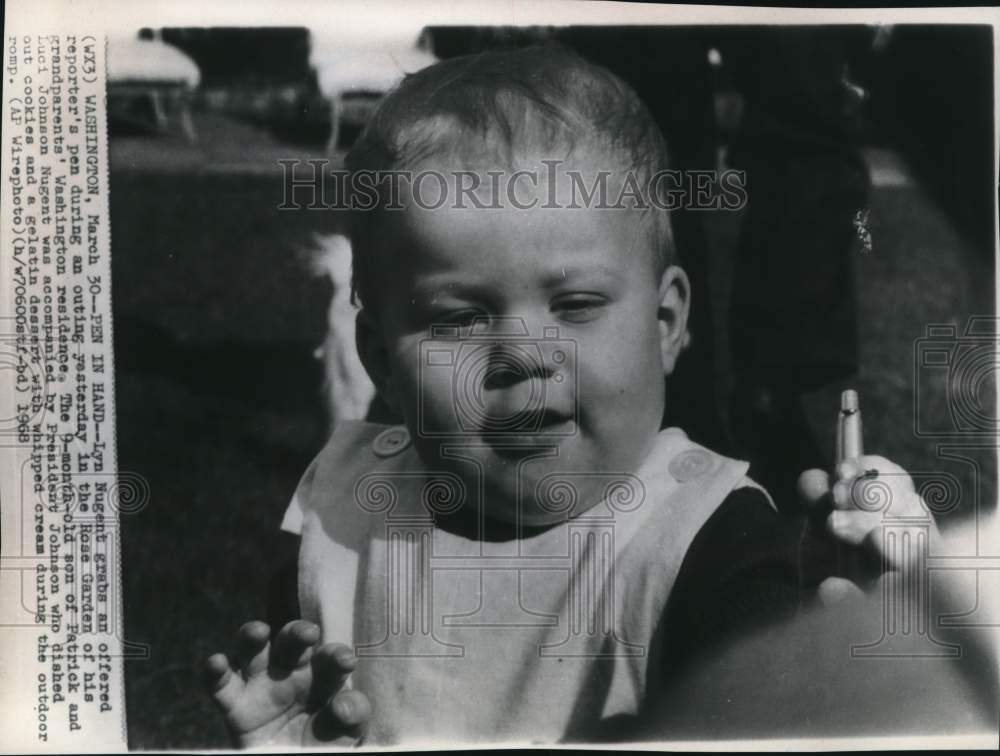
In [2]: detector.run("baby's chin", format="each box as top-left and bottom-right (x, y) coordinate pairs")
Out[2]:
(477, 465), (615, 527)
(416, 435), (647, 525)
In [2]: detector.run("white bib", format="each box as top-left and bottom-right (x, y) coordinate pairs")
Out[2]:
(282, 421), (767, 745)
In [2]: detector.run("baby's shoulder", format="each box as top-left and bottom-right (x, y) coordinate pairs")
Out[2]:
(293, 421), (426, 519)
(636, 428), (774, 515)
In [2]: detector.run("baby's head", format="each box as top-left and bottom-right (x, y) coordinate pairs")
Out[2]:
(346, 46), (691, 526)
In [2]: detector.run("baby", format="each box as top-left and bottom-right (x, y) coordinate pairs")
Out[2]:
(205, 47), (937, 746)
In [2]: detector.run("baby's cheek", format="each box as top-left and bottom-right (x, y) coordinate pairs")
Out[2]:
(577, 326), (663, 415)
(390, 344), (447, 430)
(408, 375), (458, 434)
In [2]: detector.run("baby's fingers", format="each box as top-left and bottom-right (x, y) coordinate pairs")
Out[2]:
(204, 652), (243, 712)
(797, 468), (830, 503)
(237, 621), (271, 680)
(309, 643), (356, 706)
(797, 468), (831, 521)
(835, 455), (907, 481)
(833, 455), (914, 508)
(271, 620), (321, 672)
(310, 689), (372, 744)
(331, 689), (372, 729)
(817, 576), (866, 606)
(827, 509), (884, 547)
(832, 474), (879, 511)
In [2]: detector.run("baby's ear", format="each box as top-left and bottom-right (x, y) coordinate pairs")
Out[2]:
(355, 309), (401, 416)
(657, 265), (691, 375)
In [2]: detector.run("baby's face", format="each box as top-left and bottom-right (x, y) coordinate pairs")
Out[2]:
(362, 165), (685, 526)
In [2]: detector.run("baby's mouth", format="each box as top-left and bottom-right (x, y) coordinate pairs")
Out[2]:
(482, 407), (576, 457)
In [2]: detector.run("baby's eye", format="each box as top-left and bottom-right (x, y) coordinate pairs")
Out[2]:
(551, 294), (608, 323)
(435, 308), (489, 330)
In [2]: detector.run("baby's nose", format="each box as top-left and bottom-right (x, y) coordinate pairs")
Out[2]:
(482, 345), (552, 390)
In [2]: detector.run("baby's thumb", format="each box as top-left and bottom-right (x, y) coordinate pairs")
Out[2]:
(311, 689), (372, 744)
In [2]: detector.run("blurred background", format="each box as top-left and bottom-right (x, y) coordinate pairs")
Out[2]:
(106, 22), (996, 747)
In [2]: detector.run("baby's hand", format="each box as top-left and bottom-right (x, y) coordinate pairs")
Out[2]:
(204, 620), (371, 748)
(798, 456), (938, 602)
